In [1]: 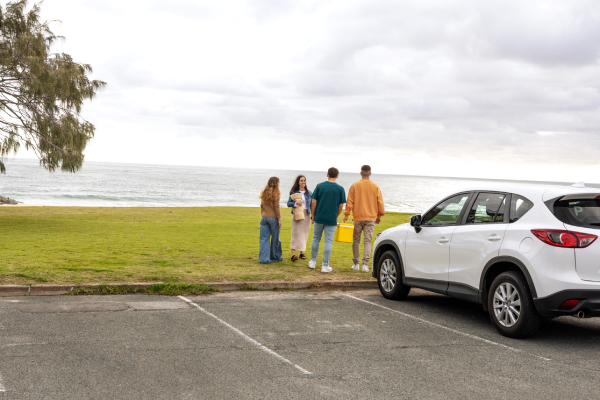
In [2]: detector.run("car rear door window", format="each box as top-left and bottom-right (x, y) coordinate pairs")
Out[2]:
(466, 192), (506, 224)
(510, 195), (534, 223)
(422, 193), (470, 226)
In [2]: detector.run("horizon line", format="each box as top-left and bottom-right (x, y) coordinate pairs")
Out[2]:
(4, 156), (597, 187)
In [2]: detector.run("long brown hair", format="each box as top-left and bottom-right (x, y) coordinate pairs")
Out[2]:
(290, 175), (310, 195)
(259, 177), (281, 204)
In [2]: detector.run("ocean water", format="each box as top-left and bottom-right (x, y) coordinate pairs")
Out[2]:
(0, 158), (596, 213)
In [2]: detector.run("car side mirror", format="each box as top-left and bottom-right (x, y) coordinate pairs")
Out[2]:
(410, 215), (422, 233)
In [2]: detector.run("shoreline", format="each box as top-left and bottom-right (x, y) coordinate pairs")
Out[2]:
(1, 203), (43, 207)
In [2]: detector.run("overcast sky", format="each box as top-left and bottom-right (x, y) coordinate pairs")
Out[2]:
(27, 0), (600, 181)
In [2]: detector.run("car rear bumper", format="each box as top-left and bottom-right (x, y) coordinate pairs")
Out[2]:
(534, 289), (600, 317)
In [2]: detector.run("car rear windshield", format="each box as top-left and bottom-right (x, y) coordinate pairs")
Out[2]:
(552, 198), (600, 229)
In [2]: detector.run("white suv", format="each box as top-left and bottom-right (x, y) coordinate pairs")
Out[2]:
(372, 184), (600, 338)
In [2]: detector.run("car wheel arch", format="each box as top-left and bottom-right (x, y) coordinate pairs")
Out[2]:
(373, 240), (406, 283)
(479, 256), (538, 311)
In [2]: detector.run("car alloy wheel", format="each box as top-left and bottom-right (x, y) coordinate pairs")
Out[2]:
(377, 250), (410, 300)
(493, 282), (521, 327)
(380, 258), (396, 293)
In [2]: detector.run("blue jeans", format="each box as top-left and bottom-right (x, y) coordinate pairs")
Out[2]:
(310, 223), (336, 266)
(259, 217), (282, 264)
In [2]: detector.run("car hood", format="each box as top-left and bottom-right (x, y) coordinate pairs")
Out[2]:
(378, 223), (409, 240)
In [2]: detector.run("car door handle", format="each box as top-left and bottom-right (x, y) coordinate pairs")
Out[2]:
(437, 237), (450, 244)
(487, 234), (502, 242)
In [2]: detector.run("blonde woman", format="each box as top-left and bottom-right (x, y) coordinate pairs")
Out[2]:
(259, 176), (283, 264)
(287, 175), (312, 261)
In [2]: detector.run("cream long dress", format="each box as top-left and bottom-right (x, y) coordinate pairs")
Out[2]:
(290, 194), (311, 251)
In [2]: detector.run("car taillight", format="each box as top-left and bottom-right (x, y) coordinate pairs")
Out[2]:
(531, 229), (597, 248)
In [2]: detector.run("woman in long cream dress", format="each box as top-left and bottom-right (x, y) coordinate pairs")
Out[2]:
(286, 175), (312, 262)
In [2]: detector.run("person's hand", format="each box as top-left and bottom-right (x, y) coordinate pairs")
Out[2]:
(295, 199), (303, 206)
(311, 216), (314, 225)
(343, 217), (347, 223)
(278, 218), (281, 228)
(375, 218), (381, 224)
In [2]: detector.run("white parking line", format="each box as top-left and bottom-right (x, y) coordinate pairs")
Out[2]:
(178, 296), (312, 374)
(345, 294), (551, 361)
(0, 373), (5, 392)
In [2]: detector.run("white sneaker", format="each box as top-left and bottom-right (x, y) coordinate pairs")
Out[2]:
(362, 264), (369, 272)
(321, 265), (332, 273)
(308, 259), (316, 269)
(351, 264), (359, 271)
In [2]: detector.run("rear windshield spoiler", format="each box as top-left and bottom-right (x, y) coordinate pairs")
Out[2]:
(559, 193), (600, 201)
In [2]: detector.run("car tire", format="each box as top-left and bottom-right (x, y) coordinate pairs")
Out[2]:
(488, 271), (541, 338)
(377, 250), (411, 300)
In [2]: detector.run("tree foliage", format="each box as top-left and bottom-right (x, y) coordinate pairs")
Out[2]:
(0, 0), (105, 173)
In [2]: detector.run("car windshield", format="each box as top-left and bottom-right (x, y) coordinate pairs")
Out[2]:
(553, 198), (600, 229)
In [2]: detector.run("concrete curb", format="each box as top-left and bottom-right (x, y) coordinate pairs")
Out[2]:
(0, 280), (377, 296)
(0, 283), (158, 297)
(205, 280), (377, 291)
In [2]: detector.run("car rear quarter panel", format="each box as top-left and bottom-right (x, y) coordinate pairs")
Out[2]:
(500, 200), (600, 298)
(564, 223), (600, 282)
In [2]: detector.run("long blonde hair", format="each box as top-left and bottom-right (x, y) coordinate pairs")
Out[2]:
(260, 177), (280, 204)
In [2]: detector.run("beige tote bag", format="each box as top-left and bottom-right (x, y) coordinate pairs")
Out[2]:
(291, 193), (305, 221)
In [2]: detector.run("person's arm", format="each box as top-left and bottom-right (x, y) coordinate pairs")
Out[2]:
(343, 185), (354, 223)
(287, 195), (296, 208)
(376, 187), (385, 224)
(274, 200), (281, 227)
(338, 189), (347, 221)
(311, 199), (317, 224)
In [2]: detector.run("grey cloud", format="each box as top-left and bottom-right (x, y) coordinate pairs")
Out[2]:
(475, 1), (600, 66)
(82, 0), (600, 169)
(301, 0), (600, 74)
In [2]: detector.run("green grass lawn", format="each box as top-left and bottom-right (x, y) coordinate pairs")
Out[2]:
(0, 207), (412, 285)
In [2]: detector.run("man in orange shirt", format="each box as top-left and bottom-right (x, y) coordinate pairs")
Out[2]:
(343, 165), (385, 272)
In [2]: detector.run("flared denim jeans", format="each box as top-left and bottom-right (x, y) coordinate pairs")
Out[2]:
(259, 217), (283, 263)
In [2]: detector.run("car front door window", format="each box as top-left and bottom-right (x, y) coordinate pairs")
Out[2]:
(422, 194), (470, 226)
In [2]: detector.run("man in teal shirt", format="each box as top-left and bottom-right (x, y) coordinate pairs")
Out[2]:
(309, 167), (347, 273)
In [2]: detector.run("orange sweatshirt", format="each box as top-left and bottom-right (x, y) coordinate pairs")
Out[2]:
(344, 180), (385, 221)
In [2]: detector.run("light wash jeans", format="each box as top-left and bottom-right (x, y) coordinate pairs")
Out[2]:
(310, 223), (337, 266)
(259, 217), (282, 264)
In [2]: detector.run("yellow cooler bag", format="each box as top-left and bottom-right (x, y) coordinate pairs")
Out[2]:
(334, 223), (354, 243)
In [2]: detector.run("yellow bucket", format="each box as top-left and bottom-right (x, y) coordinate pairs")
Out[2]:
(334, 223), (354, 243)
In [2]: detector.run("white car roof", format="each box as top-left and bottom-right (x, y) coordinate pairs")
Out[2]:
(450, 183), (600, 203)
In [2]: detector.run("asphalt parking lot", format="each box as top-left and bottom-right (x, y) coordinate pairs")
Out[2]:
(1, 288), (600, 399)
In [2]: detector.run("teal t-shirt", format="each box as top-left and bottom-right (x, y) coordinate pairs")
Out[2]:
(312, 181), (347, 226)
